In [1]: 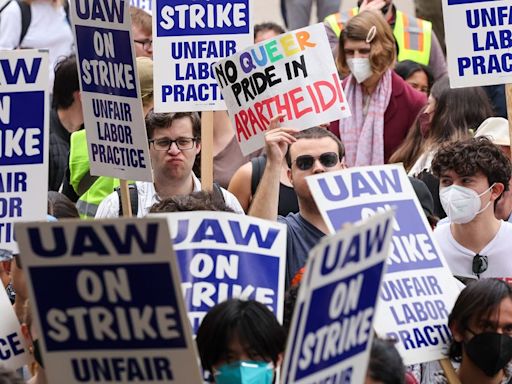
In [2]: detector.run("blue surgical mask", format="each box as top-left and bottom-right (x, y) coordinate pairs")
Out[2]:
(214, 361), (273, 384)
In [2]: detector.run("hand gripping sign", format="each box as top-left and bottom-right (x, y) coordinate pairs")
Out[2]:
(282, 210), (395, 384)
(15, 218), (202, 384)
(154, 211), (286, 334)
(153, 0), (254, 112)
(0, 49), (49, 253)
(70, 0), (153, 182)
(306, 164), (460, 365)
(214, 23), (351, 155)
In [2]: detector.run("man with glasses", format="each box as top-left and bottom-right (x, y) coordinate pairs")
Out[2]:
(432, 137), (512, 281)
(249, 118), (346, 284)
(95, 112), (243, 218)
(130, 6), (153, 58)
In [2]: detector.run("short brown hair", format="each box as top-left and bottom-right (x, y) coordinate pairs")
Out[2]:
(150, 191), (234, 213)
(145, 111), (201, 140)
(285, 127), (345, 167)
(337, 10), (396, 77)
(130, 6), (152, 35)
(431, 137), (511, 192)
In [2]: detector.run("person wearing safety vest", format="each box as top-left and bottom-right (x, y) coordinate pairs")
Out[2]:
(324, 0), (447, 80)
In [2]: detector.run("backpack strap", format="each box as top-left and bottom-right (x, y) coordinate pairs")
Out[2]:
(16, 0), (31, 47)
(116, 184), (139, 217)
(212, 182), (225, 203)
(250, 155), (267, 195)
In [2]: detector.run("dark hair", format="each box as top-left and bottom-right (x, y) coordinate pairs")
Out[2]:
(196, 299), (286, 375)
(394, 60), (434, 92)
(428, 85), (493, 146)
(254, 22), (286, 39)
(0, 367), (24, 384)
(145, 111), (201, 140)
(149, 190), (234, 213)
(52, 55), (79, 110)
(283, 284), (300, 335)
(448, 279), (512, 362)
(47, 191), (79, 218)
(285, 127), (345, 168)
(431, 137), (511, 194)
(367, 338), (405, 384)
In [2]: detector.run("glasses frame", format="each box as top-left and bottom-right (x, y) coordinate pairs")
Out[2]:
(149, 137), (198, 151)
(293, 152), (340, 171)
(134, 39), (152, 51)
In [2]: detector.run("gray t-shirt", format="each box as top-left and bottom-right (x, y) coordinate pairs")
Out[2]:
(278, 213), (326, 285)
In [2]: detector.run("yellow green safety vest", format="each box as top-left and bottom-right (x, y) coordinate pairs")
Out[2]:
(324, 8), (432, 66)
(69, 130), (120, 219)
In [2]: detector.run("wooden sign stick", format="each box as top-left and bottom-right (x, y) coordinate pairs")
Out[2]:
(119, 179), (133, 217)
(201, 111), (214, 191)
(440, 358), (461, 384)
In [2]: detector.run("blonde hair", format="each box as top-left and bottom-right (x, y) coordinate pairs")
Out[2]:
(130, 6), (152, 35)
(337, 10), (396, 77)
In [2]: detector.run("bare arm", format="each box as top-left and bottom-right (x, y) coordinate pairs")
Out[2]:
(228, 161), (254, 213)
(249, 118), (297, 220)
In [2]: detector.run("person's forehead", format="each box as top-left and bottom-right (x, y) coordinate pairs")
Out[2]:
(154, 117), (194, 138)
(343, 38), (370, 50)
(474, 297), (512, 325)
(131, 23), (151, 38)
(440, 169), (485, 179)
(255, 29), (279, 43)
(289, 137), (338, 159)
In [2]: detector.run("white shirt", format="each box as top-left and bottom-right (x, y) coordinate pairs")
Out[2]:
(433, 220), (512, 280)
(0, 0), (74, 87)
(95, 174), (244, 218)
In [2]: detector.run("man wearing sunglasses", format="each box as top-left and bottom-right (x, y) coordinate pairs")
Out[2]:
(95, 112), (243, 217)
(432, 137), (512, 281)
(249, 117), (346, 285)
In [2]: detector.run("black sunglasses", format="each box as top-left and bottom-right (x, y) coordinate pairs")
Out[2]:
(293, 152), (339, 171)
(472, 254), (488, 278)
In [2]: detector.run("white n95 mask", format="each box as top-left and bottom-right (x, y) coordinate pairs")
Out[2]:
(440, 184), (494, 224)
(347, 58), (373, 84)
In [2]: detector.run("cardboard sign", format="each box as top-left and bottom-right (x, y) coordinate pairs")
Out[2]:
(15, 218), (202, 384)
(307, 165), (460, 365)
(0, 286), (30, 371)
(443, 0), (512, 88)
(0, 50), (49, 253)
(282, 211), (394, 384)
(155, 211), (286, 334)
(153, 0), (254, 112)
(70, 0), (153, 182)
(213, 23), (350, 155)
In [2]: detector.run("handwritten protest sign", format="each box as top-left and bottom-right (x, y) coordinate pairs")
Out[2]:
(0, 286), (30, 371)
(307, 165), (460, 365)
(153, 0), (254, 112)
(155, 211), (286, 334)
(442, 0), (512, 87)
(214, 23), (350, 155)
(70, 0), (153, 182)
(15, 218), (202, 384)
(0, 50), (49, 253)
(282, 211), (394, 384)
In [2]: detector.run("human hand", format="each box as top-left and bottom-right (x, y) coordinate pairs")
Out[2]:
(264, 115), (298, 166)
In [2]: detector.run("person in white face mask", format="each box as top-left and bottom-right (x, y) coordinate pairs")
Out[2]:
(432, 137), (512, 280)
(328, 10), (427, 167)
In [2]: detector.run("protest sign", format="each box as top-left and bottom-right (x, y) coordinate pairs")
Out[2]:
(153, 0), (254, 112)
(70, 0), (153, 182)
(442, 0), (512, 88)
(214, 23), (350, 155)
(130, 0), (150, 13)
(282, 210), (394, 384)
(307, 164), (460, 365)
(15, 218), (202, 384)
(0, 286), (30, 371)
(155, 211), (286, 334)
(0, 50), (49, 253)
